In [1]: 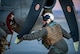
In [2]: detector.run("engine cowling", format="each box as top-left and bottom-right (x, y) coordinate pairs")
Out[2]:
(44, 0), (56, 9)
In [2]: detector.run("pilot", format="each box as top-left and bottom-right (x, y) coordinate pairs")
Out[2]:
(15, 10), (71, 54)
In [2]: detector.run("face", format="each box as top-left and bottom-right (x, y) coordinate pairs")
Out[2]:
(42, 19), (51, 25)
(42, 20), (47, 25)
(47, 19), (51, 24)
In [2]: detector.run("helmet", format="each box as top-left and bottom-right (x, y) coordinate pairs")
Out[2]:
(43, 13), (54, 21)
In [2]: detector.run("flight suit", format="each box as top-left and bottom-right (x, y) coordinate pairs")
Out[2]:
(22, 22), (71, 54)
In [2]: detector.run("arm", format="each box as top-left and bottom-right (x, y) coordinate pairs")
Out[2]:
(23, 28), (47, 40)
(62, 28), (71, 39)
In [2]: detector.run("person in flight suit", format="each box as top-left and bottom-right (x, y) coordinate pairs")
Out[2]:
(15, 9), (71, 54)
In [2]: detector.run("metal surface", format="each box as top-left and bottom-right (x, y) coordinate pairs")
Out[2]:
(59, 0), (79, 42)
(0, 0), (56, 53)
(0, 0), (79, 53)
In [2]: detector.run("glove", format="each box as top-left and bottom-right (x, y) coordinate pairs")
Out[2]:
(73, 41), (79, 52)
(14, 36), (23, 44)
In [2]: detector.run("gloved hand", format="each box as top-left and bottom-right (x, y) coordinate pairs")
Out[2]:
(73, 41), (79, 52)
(14, 36), (23, 44)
